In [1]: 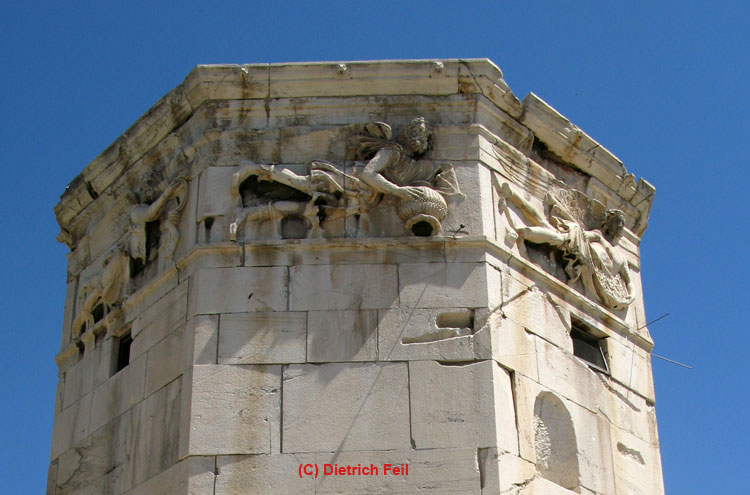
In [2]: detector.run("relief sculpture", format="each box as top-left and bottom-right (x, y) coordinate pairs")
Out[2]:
(500, 182), (635, 310)
(228, 117), (462, 240)
(128, 176), (188, 266)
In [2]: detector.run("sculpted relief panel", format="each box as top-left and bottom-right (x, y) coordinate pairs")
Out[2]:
(227, 118), (463, 241)
(499, 181), (635, 311)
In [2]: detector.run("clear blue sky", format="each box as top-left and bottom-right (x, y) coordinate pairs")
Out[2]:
(2, 1), (747, 493)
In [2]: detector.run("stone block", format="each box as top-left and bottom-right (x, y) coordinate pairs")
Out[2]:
(278, 126), (343, 164)
(378, 307), (477, 362)
(131, 281), (189, 348)
(145, 325), (185, 396)
(307, 310), (377, 362)
(50, 392), (92, 461)
(491, 315), (539, 381)
(54, 378), (64, 415)
(89, 355), (146, 433)
(398, 262), (489, 309)
(123, 272), (179, 325)
(63, 352), (97, 410)
(478, 449), (535, 495)
(184, 314), (218, 366)
(605, 336), (656, 402)
(124, 456), (216, 495)
(215, 454), (316, 495)
(409, 360), (517, 452)
(176, 244), (243, 282)
(130, 378), (182, 488)
(534, 336), (599, 413)
(219, 312), (307, 364)
(501, 280), (572, 352)
(597, 373), (659, 446)
(173, 176), (200, 263)
(268, 96), (387, 128)
(188, 266), (288, 316)
(210, 99), (269, 130)
(289, 264), (398, 311)
(610, 425), (665, 495)
(282, 363), (410, 453)
(513, 372), (615, 494)
(197, 166), (237, 222)
(61, 279), (76, 349)
(313, 448), (481, 494)
(269, 60), (459, 99)
(519, 477), (580, 495)
(54, 425), (108, 495)
(188, 364), (281, 455)
(46, 460), (57, 495)
(439, 162), (495, 236)
(183, 64), (269, 107)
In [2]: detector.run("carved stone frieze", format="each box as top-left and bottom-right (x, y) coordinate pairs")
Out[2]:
(500, 181), (635, 310)
(227, 118), (463, 241)
(72, 246), (130, 336)
(128, 176), (188, 269)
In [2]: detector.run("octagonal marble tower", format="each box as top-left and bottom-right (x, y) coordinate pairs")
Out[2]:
(49, 59), (663, 495)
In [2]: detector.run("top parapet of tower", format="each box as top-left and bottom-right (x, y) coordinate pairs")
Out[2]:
(54, 58), (654, 239)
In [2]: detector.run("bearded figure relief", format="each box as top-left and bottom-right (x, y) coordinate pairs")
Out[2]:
(228, 117), (462, 241)
(500, 182), (635, 310)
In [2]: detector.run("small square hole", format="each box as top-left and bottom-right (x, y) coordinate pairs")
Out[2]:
(112, 331), (132, 376)
(570, 320), (609, 374)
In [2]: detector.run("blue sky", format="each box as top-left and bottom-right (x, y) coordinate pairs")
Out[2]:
(1, 1), (747, 493)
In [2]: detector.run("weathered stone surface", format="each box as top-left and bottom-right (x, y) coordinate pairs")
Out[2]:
(597, 378), (660, 446)
(219, 312), (306, 364)
(307, 310), (377, 362)
(183, 64), (269, 107)
(184, 314), (218, 366)
(89, 354), (146, 433)
(63, 353), (97, 410)
(215, 454), (315, 495)
(605, 335), (656, 402)
(188, 364), (280, 455)
(479, 449), (536, 494)
(519, 477), (580, 495)
(124, 456), (216, 495)
(50, 392), (92, 461)
(145, 325), (185, 396)
(501, 278), (572, 353)
(131, 281), (189, 350)
(289, 264), (398, 311)
(188, 266), (288, 316)
(534, 336), (599, 413)
(610, 424), (665, 495)
(269, 60), (459, 99)
(54, 425), (108, 495)
(314, 448), (481, 494)
(197, 166), (237, 223)
(409, 360), (517, 452)
(377, 307), (477, 362)
(282, 363), (410, 453)
(490, 315), (539, 381)
(398, 262), (490, 309)
(129, 378), (182, 488)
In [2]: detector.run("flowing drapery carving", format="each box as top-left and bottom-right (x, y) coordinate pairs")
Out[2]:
(500, 182), (635, 310)
(228, 118), (462, 240)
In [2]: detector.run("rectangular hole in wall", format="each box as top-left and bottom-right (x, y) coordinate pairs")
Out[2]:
(112, 331), (132, 376)
(570, 319), (609, 374)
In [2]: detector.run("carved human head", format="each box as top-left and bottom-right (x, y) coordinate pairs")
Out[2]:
(398, 117), (432, 157)
(603, 209), (626, 243)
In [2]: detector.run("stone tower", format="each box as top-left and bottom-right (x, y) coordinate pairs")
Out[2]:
(49, 59), (663, 494)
